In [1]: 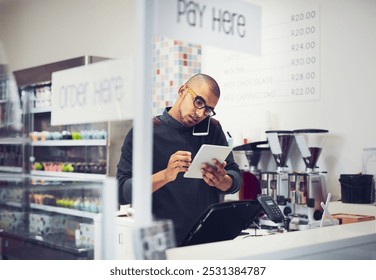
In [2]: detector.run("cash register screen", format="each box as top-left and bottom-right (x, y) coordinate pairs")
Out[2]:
(180, 200), (262, 247)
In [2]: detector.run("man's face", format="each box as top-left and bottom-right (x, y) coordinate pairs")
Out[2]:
(178, 84), (218, 127)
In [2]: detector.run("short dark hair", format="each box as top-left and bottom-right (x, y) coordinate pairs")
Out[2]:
(186, 73), (220, 98)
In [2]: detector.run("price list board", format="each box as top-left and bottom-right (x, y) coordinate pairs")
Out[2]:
(203, 4), (320, 107)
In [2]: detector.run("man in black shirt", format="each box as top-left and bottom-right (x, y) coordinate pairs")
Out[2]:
(116, 73), (242, 245)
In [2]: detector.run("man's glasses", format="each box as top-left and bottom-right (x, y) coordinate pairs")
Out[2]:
(186, 85), (216, 117)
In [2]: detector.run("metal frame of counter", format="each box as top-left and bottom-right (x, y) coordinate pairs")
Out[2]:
(166, 202), (376, 260)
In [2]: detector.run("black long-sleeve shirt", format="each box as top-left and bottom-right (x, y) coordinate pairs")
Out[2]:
(116, 108), (242, 245)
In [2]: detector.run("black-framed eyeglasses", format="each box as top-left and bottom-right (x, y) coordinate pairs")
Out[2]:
(186, 85), (216, 117)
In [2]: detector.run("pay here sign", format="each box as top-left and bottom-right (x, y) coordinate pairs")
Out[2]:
(154, 0), (261, 54)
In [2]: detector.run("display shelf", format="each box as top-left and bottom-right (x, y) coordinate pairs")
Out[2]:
(30, 170), (106, 180)
(0, 166), (23, 173)
(0, 177), (103, 259)
(0, 138), (24, 174)
(31, 139), (107, 147)
(30, 106), (51, 114)
(0, 201), (22, 208)
(0, 137), (25, 145)
(0, 173), (25, 181)
(30, 203), (99, 219)
(13, 56), (112, 179)
(0, 231), (94, 260)
(0, 57), (115, 260)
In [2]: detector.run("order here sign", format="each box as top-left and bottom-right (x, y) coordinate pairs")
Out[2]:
(154, 0), (261, 55)
(51, 58), (134, 125)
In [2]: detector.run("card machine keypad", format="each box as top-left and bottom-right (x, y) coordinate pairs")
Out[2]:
(257, 195), (285, 223)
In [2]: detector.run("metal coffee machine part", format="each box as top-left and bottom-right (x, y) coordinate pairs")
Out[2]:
(257, 131), (294, 228)
(361, 147), (376, 205)
(263, 130), (294, 207)
(233, 141), (269, 200)
(289, 129), (329, 230)
(260, 171), (278, 200)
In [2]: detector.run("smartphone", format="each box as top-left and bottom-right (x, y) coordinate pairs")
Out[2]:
(193, 117), (210, 136)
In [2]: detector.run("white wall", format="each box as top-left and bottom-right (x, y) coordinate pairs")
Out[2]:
(1, 0), (376, 200)
(0, 0), (136, 71)
(204, 0), (376, 200)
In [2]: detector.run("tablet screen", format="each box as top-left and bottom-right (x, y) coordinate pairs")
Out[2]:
(183, 144), (232, 179)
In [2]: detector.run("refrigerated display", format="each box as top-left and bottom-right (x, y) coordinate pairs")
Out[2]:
(0, 175), (104, 260)
(11, 56), (114, 179)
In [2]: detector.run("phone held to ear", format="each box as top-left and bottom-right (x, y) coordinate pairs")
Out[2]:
(193, 117), (210, 136)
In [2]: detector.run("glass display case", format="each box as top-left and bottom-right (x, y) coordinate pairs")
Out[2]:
(24, 86), (108, 179)
(0, 56), (129, 260)
(0, 64), (24, 174)
(0, 174), (103, 260)
(12, 56), (111, 180)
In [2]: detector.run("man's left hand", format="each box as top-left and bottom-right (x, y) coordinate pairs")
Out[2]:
(201, 159), (229, 189)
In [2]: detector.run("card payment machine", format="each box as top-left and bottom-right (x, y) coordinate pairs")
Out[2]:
(257, 194), (285, 223)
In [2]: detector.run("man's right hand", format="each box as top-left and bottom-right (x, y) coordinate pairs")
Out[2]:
(164, 151), (192, 182)
(152, 151), (191, 192)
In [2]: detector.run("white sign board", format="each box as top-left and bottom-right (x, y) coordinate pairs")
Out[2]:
(202, 4), (321, 107)
(154, 0), (261, 55)
(51, 58), (134, 125)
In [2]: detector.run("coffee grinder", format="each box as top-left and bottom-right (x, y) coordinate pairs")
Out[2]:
(233, 141), (269, 200)
(259, 131), (294, 228)
(288, 129), (329, 230)
(262, 131), (294, 202)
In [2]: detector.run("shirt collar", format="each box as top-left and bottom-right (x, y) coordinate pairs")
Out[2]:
(160, 107), (190, 131)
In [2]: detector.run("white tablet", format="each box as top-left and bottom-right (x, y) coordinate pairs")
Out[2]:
(183, 144), (232, 179)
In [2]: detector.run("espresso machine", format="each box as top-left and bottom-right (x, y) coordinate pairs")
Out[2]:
(288, 129), (329, 230)
(259, 131), (294, 227)
(233, 141), (269, 200)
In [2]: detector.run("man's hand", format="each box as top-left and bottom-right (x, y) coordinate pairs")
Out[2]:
(201, 159), (233, 191)
(152, 151), (192, 192)
(164, 151), (192, 182)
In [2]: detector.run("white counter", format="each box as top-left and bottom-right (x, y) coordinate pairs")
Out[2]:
(166, 202), (376, 260)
